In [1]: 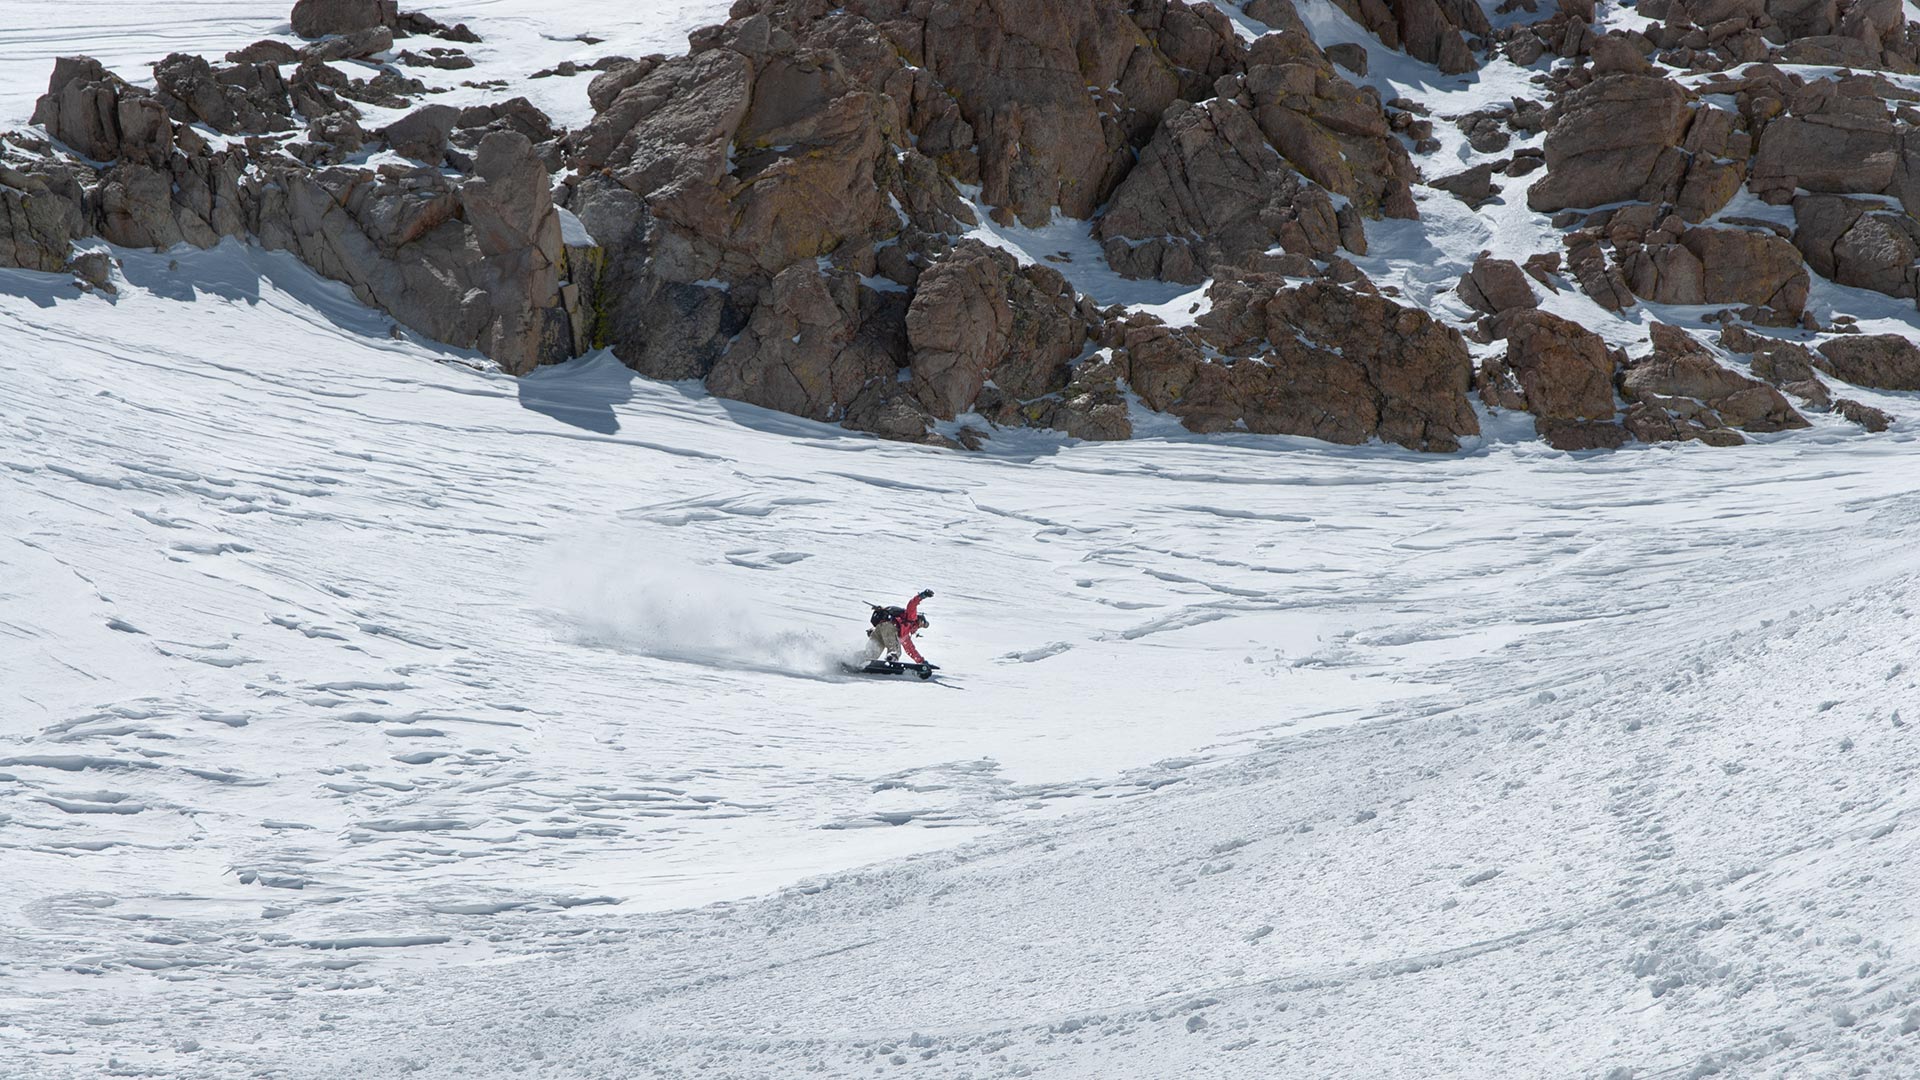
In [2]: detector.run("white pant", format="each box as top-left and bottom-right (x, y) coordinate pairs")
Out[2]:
(868, 621), (901, 659)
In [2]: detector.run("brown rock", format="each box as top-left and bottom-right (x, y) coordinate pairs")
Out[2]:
(380, 104), (457, 164)
(708, 264), (905, 422)
(903, 241), (1083, 419)
(227, 40), (300, 65)
(586, 58), (659, 114)
(1035, 350), (1133, 440)
(1537, 419), (1632, 449)
(1096, 98), (1344, 282)
(1326, 42), (1369, 75)
(1750, 114), (1898, 202)
(31, 56), (174, 166)
(1457, 254), (1537, 314)
(250, 131), (574, 375)
(291, 0), (396, 38)
(1326, 0), (1487, 73)
(1655, 227), (1811, 314)
(1528, 73), (1693, 211)
(1620, 323), (1809, 442)
(1589, 34), (1652, 74)
(1244, 35), (1419, 218)
(1835, 398), (1894, 431)
(0, 164), (83, 273)
(1791, 194), (1920, 299)
(1814, 334), (1920, 389)
(300, 26), (394, 62)
(153, 52), (292, 135)
(1158, 279), (1478, 450)
(1481, 309), (1619, 427)
(1429, 162), (1503, 206)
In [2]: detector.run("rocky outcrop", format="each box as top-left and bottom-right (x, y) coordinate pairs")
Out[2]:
(0, 163), (86, 273)
(1082, 28), (1418, 282)
(153, 53), (294, 135)
(705, 264), (909, 428)
(1835, 397), (1896, 430)
(849, 0), (1246, 227)
(1095, 97), (1346, 283)
(1814, 334), (1920, 389)
(1118, 279), (1478, 451)
(1792, 194), (1920, 300)
(1561, 213), (1809, 318)
(1456, 254), (1537, 315)
(1620, 323), (1808, 445)
(11, 46), (579, 373)
(1239, 33), (1418, 220)
(1717, 324), (1833, 407)
(1749, 89), (1902, 204)
(8, 0), (1911, 458)
(251, 132), (575, 373)
(1478, 309), (1626, 449)
(905, 241), (1087, 419)
(1527, 74), (1694, 212)
(30, 57), (174, 165)
(291, 0), (397, 38)
(1318, 0), (1490, 73)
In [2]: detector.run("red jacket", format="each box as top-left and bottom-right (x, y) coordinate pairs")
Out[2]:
(893, 595), (927, 663)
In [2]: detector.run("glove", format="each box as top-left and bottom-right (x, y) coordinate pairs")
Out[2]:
(919, 589), (934, 599)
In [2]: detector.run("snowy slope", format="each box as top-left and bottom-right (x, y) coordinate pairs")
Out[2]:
(8, 240), (1920, 1080)
(5, 2), (1920, 1079)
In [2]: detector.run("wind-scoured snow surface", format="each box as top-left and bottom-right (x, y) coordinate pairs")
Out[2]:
(6, 4), (1920, 1079)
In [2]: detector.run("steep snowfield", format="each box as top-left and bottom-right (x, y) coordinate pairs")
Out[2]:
(5, 2), (1920, 1079)
(8, 243), (1920, 1078)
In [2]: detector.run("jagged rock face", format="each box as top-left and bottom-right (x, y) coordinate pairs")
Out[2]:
(10, 0), (1915, 456)
(1092, 25), (1419, 282)
(707, 264), (907, 425)
(252, 132), (573, 373)
(1479, 310), (1624, 450)
(1814, 334), (1920, 389)
(1792, 194), (1920, 299)
(1836, 397), (1896, 430)
(381, 104), (458, 164)
(153, 53), (294, 135)
(905, 241), (1087, 418)
(1095, 97), (1345, 283)
(1131, 280), (1478, 451)
(16, 47), (578, 375)
(1528, 74), (1695, 212)
(1457, 255), (1537, 315)
(568, 38), (896, 284)
(31, 57), (175, 167)
(1566, 212), (1810, 318)
(886, 0), (1243, 225)
(1319, 0), (1489, 73)
(1240, 33), (1418, 220)
(1718, 324), (1835, 408)
(0, 163), (88, 273)
(1621, 323), (1808, 444)
(1749, 84), (1904, 203)
(1671, 227), (1809, 312)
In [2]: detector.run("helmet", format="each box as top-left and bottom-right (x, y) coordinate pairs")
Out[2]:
(915, 615), (930, 629)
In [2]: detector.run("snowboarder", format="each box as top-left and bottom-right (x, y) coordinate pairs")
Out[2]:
(868, 589), (933, 665)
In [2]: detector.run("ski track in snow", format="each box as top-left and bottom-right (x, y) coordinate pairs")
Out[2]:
(3, 2), (1920, 1078)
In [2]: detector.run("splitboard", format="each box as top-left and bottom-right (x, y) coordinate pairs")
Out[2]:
(842, 659), (940, 680)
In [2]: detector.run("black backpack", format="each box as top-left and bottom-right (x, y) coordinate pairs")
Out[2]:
(870, 605), (906, 627)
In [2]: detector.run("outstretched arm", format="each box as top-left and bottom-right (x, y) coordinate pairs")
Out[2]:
(903, 589), (931, 620)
